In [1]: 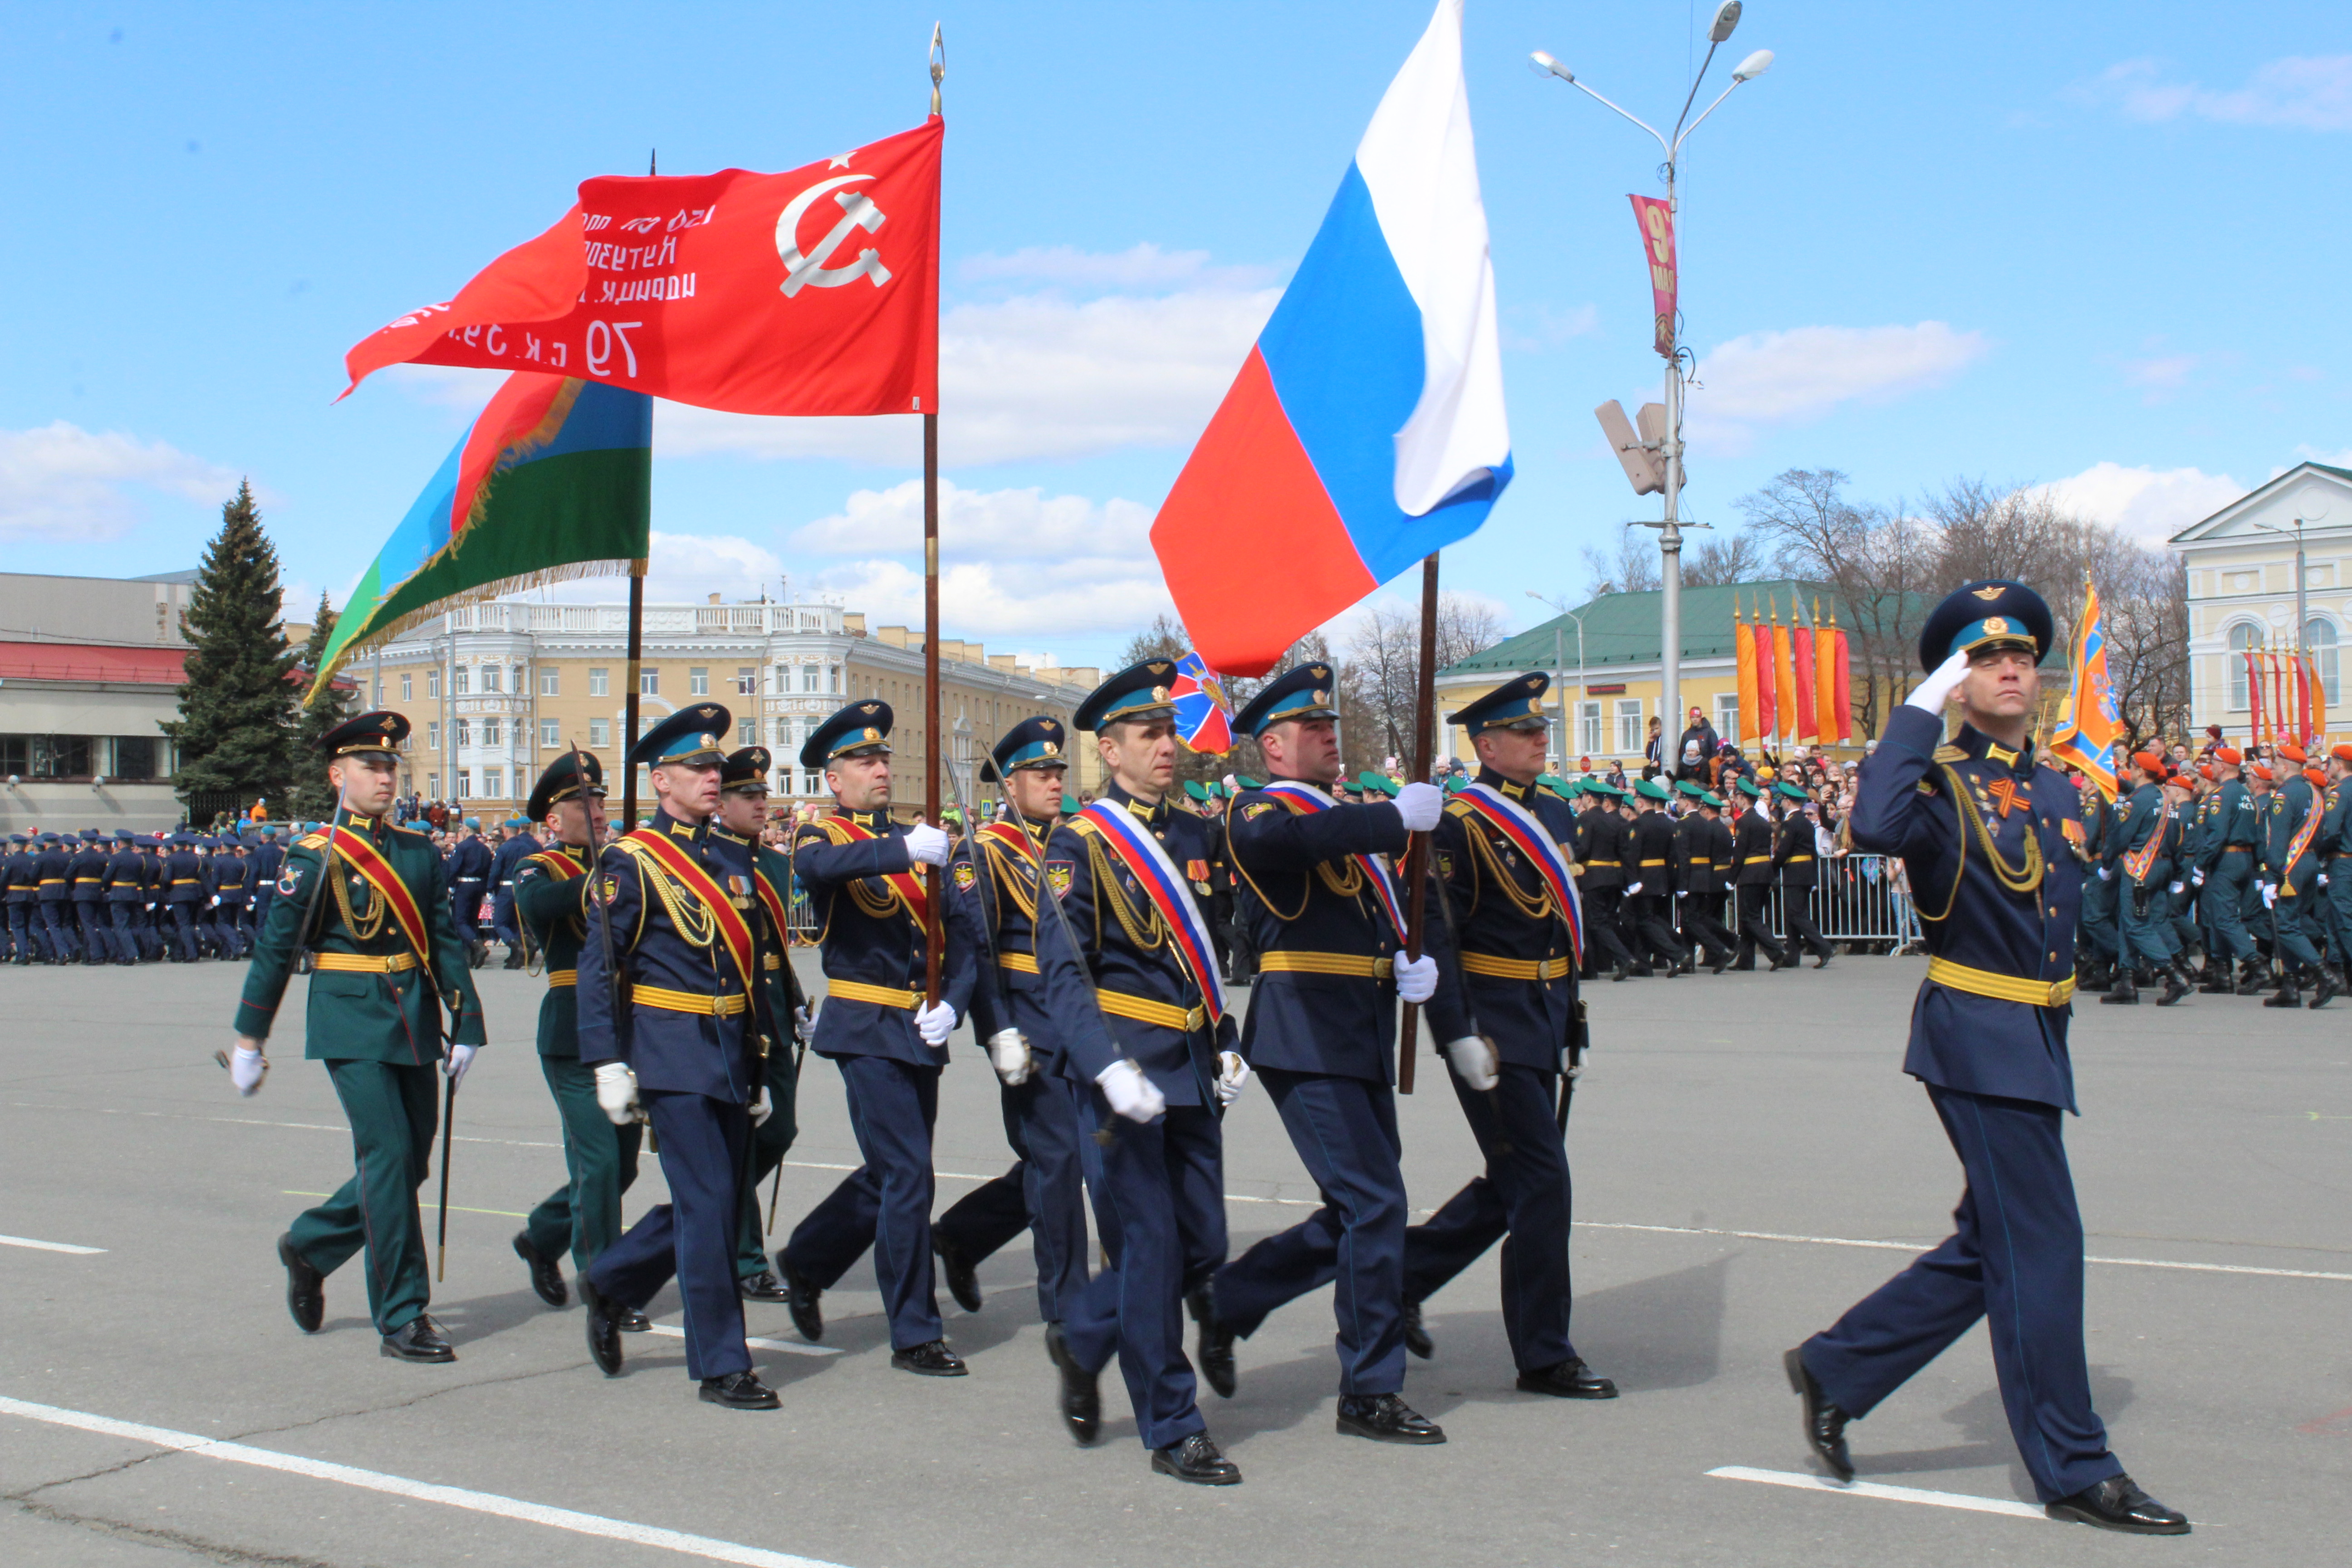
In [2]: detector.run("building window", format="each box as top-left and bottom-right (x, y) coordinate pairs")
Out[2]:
(426, 720), (441, 751)
(588, 717), (611, 748)
(1714, 694), (1740, 746)
(801, 663), (821, 693)
(452, 718), (471, 747)
(513, 663), (527, 693)
(2228, 622), (2260, 710)
(480, 718), (502, 747)
(2310, 618), (2341, 707)
(1614, 700), (1644, 755)
(540, 719), (561, 748)
(739, 718), (757, 744)
(539, 668), (559, 697)
(774, 716), (793, 748)
(401, 673), (413, 701)
(453, 665), (470, 696)
(481, 664), (502, 694)
(828, 664), (842, 693)
(641, 668), (660, 696)
(456, 770), (473, 799)
(588, 667), (609, 697)
(736, 666), (756, 696)
(690, 667), (710, 696)
(1575, 701), (1602, 756)
(112, 736), (159, 780)
(426, 671), (441, 699)
(482, 768), (505, 798)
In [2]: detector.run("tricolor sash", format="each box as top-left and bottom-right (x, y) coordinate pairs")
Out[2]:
(823, 815), (930, 925)
(617, 828), (755, 988)
(309, 826), (431, 962)
(1460, 782), (1585, 965)
(1076, 801), (1226, 1026)
(1258, 780), (1410, 937)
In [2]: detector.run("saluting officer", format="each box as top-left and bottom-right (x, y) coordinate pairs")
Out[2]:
(1786, 581), (2189, 1535)
(1044, 662), (1246, 1484)
(573, 705), (782, 1410)
(775, 700), (975, 1376)
(931, 717), (1096, 1328)
(1196, 662), (1455, 1446)
(508, 751), (647, 1332)
(1771, 781), (1836, 967)
(1729, 779), (1790, 970)
(1400, 673), (1617, 1400)
(226, 712), (485, 1363)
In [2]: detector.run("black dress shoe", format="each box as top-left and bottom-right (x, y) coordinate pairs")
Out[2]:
(380, 1315), (456, 1363)
(1188, 1288), (1237, 1398)
(1784, 1347), (1852, 1481)
(1044, 1323), (1100, 1445)
(1151, 1431), (1241, 1485)
(1709, 952), (1730, 975)
(1401, 1300), (1434, 1360)
(935, 1235), (984, 1313)
(699, 1370), (780, 1410)
(513, 1231), (568, 1307)
(1813, 951), (1833, 969)
(777, 1255), (823, 1342)
(1516, 1358), (1617, 1398)
(738, 1268), (789, 1302)
(579, 1279), (624, 1376)
(1337, 1392), (1445, 1444)
(618, 1306), (651, 1333)
(277, 1233), (324, 1334)
(891, 1339), (968, 1377)
(1767, 951), (1792, 971)
(2045, 1474), (2190, 1534)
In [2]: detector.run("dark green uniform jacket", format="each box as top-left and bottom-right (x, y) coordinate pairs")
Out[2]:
(514, 842), (594, 1057)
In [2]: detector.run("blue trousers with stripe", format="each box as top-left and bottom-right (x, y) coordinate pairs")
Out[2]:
(587, 1088), (750, 1381)
(1800, 1084), (2121, 1503)
(781, 1054), (942, 1351)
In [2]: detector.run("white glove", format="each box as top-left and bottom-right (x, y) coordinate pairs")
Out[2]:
(1214, 1050), (1251, 1106)
(1394, 782), (1444, 833)
(1395, 952), (1439, 1004)
(227, 1044), (268, 1097)
(915, 1000), (956, 1048)
(2168, 881), (2184, 896)
(793, 1004), (813, 1036)
(2096, 867), (2111, 882)
(1096, 1058), (1166, 1124)
(2321, 874), (2331, 887)
(2261, 883), (2278, 908)
(987, 1027), (1034, 1085)
(2191, 870), (2205, 887)
(1626, 881), (1644, 896)
(1903, 648), (1973, 714)
(750, 1085), (772, 1126)
(442, 1043), (477, 1090)
(903, 824), (950, 867)
(593, 1062), (641, 1126)
(1442, 1035), (1499, 1092)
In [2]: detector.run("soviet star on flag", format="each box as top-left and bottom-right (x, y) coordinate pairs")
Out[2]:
(342, 118), (941, 419)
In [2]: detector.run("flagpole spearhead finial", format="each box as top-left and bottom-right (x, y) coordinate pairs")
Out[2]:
(929, 23), (945, 114)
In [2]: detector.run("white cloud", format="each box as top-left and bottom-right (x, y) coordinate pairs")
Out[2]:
(2084, 55), (2352, 132)
(2123, 351), (2199, 399)
(2293, 444), (2352, 468)
(0, 420), (245, 539)
(2037, 461), (2244, 545)
(529, 530), (785, 606)
(377, 363), (505, 412)
(1684, 322), (1989, 452)
(1501, 302), (1601, 352)
(958, 243), (1279, 292)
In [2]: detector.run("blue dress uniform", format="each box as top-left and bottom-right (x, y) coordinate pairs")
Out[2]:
(1044, 663), (1239, 1478)
(102, 832), (145, 965)
(1401, 674), (1616, 1398)
(1, 836), (30, 962)
(162, 834), (206, 960)
(35, 833), (79, 962)
(934, 716), (1097, 1326)
(237, 713), (487, 1360)
(251, 828), (283, 943)
(489, 823), (536, 966)
(1792, 582), (2185, 1533)
(778, 700), (978, 1367)
(214, 843), (253, 959)
(69, 829), (111, 963)
(577, 705), (778, 1401)
(1202, 663), (1462, 1430)
(447, 824), (492, 960)
(140, 837), (171, 960)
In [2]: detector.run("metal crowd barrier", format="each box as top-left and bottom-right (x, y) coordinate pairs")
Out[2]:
(1764, 853), (1922, 949)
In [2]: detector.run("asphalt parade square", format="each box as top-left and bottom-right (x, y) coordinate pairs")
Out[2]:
(3, 950), (2345, 1567)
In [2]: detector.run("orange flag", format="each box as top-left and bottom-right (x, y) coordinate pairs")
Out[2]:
(2312, 652), (2330, 742)
(1734, 595), (1761, 745)
(1813, 598), (1840, 744)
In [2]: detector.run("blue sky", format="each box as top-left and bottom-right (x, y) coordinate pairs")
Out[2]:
(2, 2), (2344, 668)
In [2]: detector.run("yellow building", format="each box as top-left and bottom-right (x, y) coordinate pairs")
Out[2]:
(2170, 461), (2350, 742)
(358, 596), (1100, 818)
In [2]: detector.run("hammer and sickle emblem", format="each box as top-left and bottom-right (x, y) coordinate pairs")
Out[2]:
(775, 174), (893, 297)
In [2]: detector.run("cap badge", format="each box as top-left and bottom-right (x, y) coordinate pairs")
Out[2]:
(1983, 616), (2010, 635)
(1149, 662), (1171, 675)
(1312, 690), (1329, 706)
(1041, 740), (1060, 757)
(861, 727), (880, 743)
(859, 703), (879, 715)
(1972, 585), (2004, 601)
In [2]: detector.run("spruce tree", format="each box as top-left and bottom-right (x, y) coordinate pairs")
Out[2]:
(167, 480), (298, 816)
(287, 591), (354, 821)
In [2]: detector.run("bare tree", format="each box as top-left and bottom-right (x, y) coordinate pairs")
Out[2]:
(1342, 592), (1510, 772)
(1579, 530), (1661, 597)
(1683, 529), (1770, 587)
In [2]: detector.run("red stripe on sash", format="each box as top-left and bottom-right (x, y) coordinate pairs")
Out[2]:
(322, 829), (430, 960)
(621, 828), (755, 987)
(825, 815), (931, 924)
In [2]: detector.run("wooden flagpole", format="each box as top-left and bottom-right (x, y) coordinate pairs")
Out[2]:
(1396, 552), (1440, 1093)
(921, 29), (945, 1005)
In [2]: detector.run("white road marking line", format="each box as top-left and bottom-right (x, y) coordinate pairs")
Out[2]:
(0, 1394), (853, 1568)
(0, 1234), (104, 1255)
(1708, 1465), (2049, 1521)
(1584, 1221), (2352, 1283)
(640, 1323), (838, 1358)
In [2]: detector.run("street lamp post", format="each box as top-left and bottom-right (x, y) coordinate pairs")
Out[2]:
(1528, 590), (1588, 769)
(1533, 2), (1772, 775)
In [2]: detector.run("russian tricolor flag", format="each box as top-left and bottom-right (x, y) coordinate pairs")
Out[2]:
(1152, 0), (1511, 677)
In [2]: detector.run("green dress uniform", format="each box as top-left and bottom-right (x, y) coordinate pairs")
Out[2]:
(235, 714), (485, 1347)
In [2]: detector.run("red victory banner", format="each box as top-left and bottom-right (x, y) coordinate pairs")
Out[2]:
(1628, 194), (1677, 359)
(343, 118), (943, 417)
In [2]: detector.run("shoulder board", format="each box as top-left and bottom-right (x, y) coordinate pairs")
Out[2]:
(1067, 815), (1102, 839)
(1932, 745), (1967, 763)
(296, 833), (330, 851)
(1444, 799), (1473, 818)
(388, 823), (427, 841)
(1535, 784), (1566, 801)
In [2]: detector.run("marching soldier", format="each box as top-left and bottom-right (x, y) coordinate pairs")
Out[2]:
(1196, 662), (1455, 1446)
(2102, 751), (2191, 1006)
(509, 751), (648, 1333)
(932, 717), (1095, 1328)
(1786, 580), (2188, 1535)
(1729, 779), (1790, 970)
(1673, 781), (1733, 972)
(5, 834), (37, 962)
(1572, 784), (1638, 980)
(448, 818), (492, 967)
(1772, 782), (1836, 967)
(252, 826), (284, 941)
(69, 828), (112, 965)
(707, 746), (809, 1302)
(489, 818), (537, 968)
(215, 837), (253, 959)
(573, 704), (781, 1409)
(1043, 662), (1245, 1483)
(2074, 771), (2121, 988)
(2319, 745), (2352, 1004)
(775, 699), (975, 1376)
(2258, 743), (2328, 1007)
(225, 711), (485, 1363)
(1400, 673), (1617, 1400)
(1619, 780), (1683, 973)
(101, 830), (144, 965)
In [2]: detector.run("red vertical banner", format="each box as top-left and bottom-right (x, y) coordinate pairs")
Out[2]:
(1628, 195), (1677, 360)
(2247, 649), (2265, 745)
(1791, 609), (1818, 742)
(2311, 653), (2330, 741)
